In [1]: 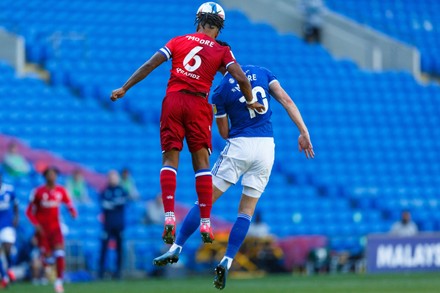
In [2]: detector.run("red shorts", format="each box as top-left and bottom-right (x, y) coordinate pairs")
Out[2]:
(37, 226), (64, 255)
(160, 91), (213, 153)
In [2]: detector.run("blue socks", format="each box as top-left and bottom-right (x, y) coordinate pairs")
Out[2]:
(175, 204), (201, 247)
(225, 213), (252, 260)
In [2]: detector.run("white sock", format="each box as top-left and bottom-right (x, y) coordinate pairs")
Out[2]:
(221, 256), (233, 270)
(169, 243), (182, 253)
(165, 212), (175, 219)
(201, 218), (211, 225)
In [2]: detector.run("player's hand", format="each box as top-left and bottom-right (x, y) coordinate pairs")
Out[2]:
(298, 132), (314, 159)
(70, 209), (78, 219)
(110, 87), (126, 101)
(247, 101), (265, 113)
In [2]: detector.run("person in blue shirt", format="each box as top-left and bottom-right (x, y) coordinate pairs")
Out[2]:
(98, 170), (128, 280)
(154, 52), (314, 289)
(0, 173), (19, 287)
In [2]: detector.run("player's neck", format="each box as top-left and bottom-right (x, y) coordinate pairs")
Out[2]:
(46, 183), (56, 189)
(196, 28), (218, 39)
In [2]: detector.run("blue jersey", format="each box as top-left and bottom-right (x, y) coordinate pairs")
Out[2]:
(0, 183), (17, 229)
(212, 65), (278, 138)
(100, 185), (127, 231)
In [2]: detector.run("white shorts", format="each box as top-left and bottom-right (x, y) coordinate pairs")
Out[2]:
(0, 227), (16, 244)
(212, 137), (275, 198)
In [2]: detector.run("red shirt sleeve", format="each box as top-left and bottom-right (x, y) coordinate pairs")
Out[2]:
(26, 189), (39, 225)
(158, 37), (176, 61)
(222, 47), (237, 69)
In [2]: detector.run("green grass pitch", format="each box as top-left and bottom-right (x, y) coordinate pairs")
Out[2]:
(8, 273), (440, 293)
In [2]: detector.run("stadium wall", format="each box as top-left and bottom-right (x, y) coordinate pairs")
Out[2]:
(219, 0), (421, 78)
(0, 28), (25, 75)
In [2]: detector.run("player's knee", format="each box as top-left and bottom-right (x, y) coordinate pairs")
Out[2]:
(242, 186), (262, 199)
(191, 149), (210, 170)
(162, 149), (180, 168)
(213, 176), (231, 194)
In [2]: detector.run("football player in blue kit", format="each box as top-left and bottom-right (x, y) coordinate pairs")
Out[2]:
(0, 173), (19, 287)
(153, 61), (314, 289)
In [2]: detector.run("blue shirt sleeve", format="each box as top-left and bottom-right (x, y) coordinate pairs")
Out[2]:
(212, 81), (227, 118)
(261, 67), (278, 85)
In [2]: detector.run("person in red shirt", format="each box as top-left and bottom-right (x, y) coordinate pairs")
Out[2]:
(110, 2), (264, 245)
(26, 167), (77, 293)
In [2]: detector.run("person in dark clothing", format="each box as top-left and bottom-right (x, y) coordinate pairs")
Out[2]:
(98, 170), (128, 279)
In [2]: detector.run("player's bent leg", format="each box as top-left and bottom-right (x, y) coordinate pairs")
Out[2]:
(161, 149), (180, 244)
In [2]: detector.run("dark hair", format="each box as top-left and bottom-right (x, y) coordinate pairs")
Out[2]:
(43, 166), (60, 177)
(195, 13), (224, 31)
(216, 40), (231, 48)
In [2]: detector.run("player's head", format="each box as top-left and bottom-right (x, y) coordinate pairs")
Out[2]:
(43, 166), (60, 185)
(195, 2), (225, 37)
(120, 168), (130, 179)
(401, 210), (412, 224)
(108, 169), (120, 187)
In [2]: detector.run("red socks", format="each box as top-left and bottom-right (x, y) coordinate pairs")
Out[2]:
(54, 250), (65, 279)
(161, 167), (212, 220)
(160, 166), (177, 215)
(195, 169), (213, 219)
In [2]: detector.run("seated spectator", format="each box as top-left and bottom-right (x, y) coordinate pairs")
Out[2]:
(390, 210), (418, 237)
(120, 168), (139, 201)
(66, 169), (90, 203)
(144, 194), (163, 225)
(2, 142), (30, 177)
(248, 211), (270, 238)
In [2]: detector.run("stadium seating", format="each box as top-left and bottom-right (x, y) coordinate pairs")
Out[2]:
(326, 0), (440, 75)
(1, 0), (440, 259)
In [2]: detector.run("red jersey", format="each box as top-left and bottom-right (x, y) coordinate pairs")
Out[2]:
(26, 185), (76, 230)
(158, 32), (236, 95)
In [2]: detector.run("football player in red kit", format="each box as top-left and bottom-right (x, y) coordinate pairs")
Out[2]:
(110, 2), (264, 245)
(26, 167), (77, 293)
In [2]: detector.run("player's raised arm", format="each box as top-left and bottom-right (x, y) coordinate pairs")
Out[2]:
(110, 52), (167, 101)
(269, 81), (315, 159)
(226, 63), (265, 113)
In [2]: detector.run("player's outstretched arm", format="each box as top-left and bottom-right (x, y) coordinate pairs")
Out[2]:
(270, 81), (315, 159)
(226, 64), (265, 113)
(110, 52), (167, 101)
